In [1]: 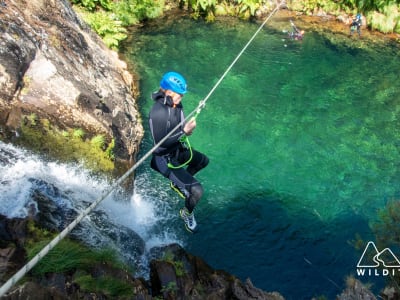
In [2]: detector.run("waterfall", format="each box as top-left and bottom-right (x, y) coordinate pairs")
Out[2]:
(0, 141), (183, 277)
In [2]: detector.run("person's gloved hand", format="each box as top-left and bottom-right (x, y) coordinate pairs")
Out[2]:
(184, 118), (196, 136)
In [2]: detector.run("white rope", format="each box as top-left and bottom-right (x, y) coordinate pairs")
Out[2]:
(0, 2), (282, 296)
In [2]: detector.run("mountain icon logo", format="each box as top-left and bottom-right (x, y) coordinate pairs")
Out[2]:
(357, 241), (400, 268)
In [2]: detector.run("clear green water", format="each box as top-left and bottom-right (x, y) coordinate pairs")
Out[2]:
(121, 16), (400, 299)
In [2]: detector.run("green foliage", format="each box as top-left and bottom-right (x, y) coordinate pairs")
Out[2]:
(337, 0), (389, 11)
(17, 117), (115, 173)
(113, 0), (165, 26)
(70, 0), (400, 38)
(214, 3), (228, 16)
(182, 0), (217, 20)
(73, 128), (85, 139)
(28, 239), (93, 275)
(27, 238), (133, 296)
(367, 3), (400, 33)
(75, 8), (127, 49)
(236, 0), (260, 18)
(321, 1), (341, 14)
(358, 0), (388, 12)
(286, 0), (400, 34)
(74, 272), (134, 297)
(339, 0), (358, 9)
(26, 114), (38, 126)
(71, 0), (112, 11)
(28, 239), (125, 274)
(91, 135), (116, 161)
(112, 1), (140, 26)
(91, 134), (105, 149)
(180, 0), (270, 20)
(21, 76), (32, 95)
(105, 138), (115, 160)
(288, 0), (341, 15)
(40, 118), (51, 130)
(72, 0), (164, 49)
(160, 281), (177, 295)
(381, 4), (400, 29)
(173, 260), (185, 276)
(26, 220), (55, 246)
(162, 251), (186, 277)
(198, 0), (216, 11)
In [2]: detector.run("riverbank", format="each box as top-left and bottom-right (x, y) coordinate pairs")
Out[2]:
(269, 8), (400, 46)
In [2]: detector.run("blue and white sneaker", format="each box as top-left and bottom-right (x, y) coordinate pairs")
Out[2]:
(180, 207), (197, 233)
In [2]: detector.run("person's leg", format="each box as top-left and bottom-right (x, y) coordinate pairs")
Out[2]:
(151, 154), (201, 232)
(168, 168), (202, 232)
(177, 149), (209, 176)
(350, 24), (356, 35)
(151, 155), (170, 175)
(168, 168), (203, 213)
(161, 149), (206, 207)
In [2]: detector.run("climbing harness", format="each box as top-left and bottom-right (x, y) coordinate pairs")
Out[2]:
(0, 1), (283, 296)
(167, 136), (193, 169)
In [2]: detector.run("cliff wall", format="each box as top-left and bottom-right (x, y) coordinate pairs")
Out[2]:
(0, 0), (143, 163)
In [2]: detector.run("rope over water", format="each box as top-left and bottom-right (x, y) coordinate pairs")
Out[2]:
(0, 2), (283, 296)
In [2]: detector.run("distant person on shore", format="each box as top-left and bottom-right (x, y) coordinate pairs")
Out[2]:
(350, 13), (362, 37)
(289, 20), (304, 40)
(148, 71), (209, 233)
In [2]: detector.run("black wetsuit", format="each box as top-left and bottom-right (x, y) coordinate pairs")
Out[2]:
(149, 90), (209, 213)
(350, 18), (361, 36)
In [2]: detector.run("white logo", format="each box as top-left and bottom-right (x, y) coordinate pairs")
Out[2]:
(356, 241), (400, 276)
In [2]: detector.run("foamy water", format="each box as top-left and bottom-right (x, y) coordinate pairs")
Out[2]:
(0, 141), (183, 276)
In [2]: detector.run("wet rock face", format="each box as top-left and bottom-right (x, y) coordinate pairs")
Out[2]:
(0, 0), (143, 162)
(0, 216), (28, 283)
(149, 243), (286, 300)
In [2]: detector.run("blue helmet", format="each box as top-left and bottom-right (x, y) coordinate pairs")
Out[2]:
(356, 13), (361, 20)
(160, 72), (187, 94)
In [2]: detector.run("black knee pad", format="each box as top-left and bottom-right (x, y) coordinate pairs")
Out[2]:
(201, 156), (210, 169)
(187, 155), (209, 176)
(186, 184), (203, 211)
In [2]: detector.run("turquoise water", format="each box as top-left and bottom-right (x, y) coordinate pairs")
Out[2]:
(121, 16), (400, 299)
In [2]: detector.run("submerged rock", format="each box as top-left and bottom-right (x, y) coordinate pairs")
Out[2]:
(336, 277), (377, 300)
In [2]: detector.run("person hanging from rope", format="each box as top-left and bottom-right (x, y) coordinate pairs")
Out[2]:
(350, 13), (362, 37)
(149, 71), (209, 233)
(289, 19), (304, 40)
